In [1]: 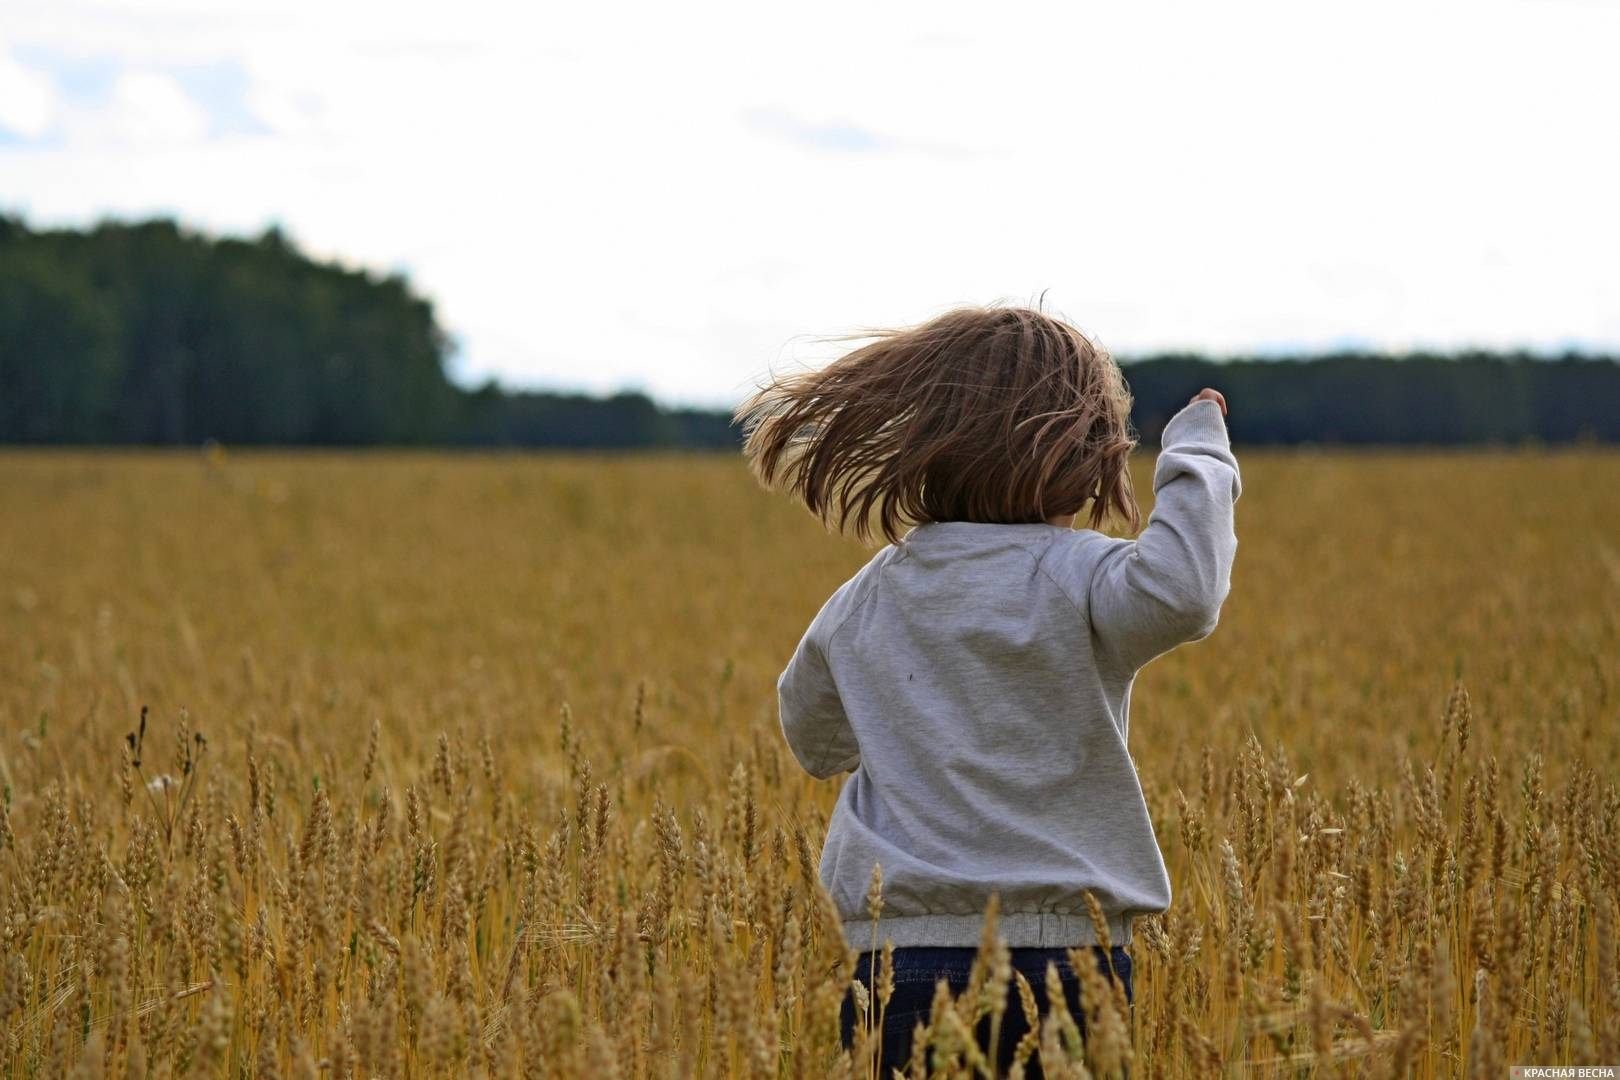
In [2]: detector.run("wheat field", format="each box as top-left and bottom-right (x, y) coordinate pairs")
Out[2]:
(0, 448), (1616, 1078)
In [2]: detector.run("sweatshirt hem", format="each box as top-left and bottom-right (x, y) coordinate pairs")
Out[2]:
(842, 911), (1133, 951)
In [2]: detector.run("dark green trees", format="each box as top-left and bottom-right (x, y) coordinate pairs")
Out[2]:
(1118, 352), (1619, 445)
(2, 213), (1617, 447)
(0, 217), (462, 444)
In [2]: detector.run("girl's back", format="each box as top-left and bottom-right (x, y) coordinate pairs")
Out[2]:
(777, 397), (1238, 951)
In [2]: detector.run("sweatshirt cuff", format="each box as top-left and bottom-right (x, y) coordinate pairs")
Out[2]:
(1160, 397), (1229, 449)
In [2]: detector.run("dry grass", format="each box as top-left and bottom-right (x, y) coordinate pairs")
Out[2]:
(0, 447), (1616, 1077)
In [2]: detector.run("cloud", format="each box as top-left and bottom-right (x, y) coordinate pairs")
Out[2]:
(100, 71), (210, 145)
(0, 45), (56, 139)
(3, 46), (250, 148)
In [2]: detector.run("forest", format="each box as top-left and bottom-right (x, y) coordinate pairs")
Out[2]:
(3, 214), (1617, 447)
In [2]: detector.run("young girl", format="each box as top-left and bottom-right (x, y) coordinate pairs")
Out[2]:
(735, 303), (1241, 1073)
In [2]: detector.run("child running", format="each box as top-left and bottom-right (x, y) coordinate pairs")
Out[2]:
(735, 302), (1241, 1074)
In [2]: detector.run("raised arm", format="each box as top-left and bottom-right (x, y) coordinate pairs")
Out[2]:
(1088, 395), (1242, 672)
(777, 625), (860, 779)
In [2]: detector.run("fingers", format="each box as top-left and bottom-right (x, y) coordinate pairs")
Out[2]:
(1190, 388), (1228, 417)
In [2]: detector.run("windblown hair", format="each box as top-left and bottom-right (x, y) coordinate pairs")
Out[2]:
(735, 302), (1142, 546)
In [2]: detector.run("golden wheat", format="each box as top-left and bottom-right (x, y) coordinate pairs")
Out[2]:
(0, 447), (1616, 1077)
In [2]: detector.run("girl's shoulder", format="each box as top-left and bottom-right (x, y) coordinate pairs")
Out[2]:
(804, 543), (898, 644)
(1026, 525), (1130, 565)
(1027, 527), (1136, 604)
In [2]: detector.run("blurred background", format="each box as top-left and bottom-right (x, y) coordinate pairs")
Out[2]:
(2, 0), (1619, 447)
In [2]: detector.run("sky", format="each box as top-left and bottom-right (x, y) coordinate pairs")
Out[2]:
(2, 0), (1617, 408)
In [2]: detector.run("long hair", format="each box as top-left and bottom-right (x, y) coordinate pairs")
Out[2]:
(735, 301), (1142, 546)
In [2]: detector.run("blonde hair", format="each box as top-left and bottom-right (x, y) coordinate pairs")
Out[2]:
(735, 301), (1142, 546)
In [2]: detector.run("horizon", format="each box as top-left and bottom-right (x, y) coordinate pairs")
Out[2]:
(10, 203), (1620, 416)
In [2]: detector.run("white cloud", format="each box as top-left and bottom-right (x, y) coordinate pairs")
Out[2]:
(101, 71), (210, 145)
(0, 43), (56, 138)
(2, 0), (1618, 405)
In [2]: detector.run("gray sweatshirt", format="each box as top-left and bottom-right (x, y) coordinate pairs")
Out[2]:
(777, 397), (1241, 950)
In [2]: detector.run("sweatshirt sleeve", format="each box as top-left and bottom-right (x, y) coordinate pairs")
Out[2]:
(777, 624), (860, 780)
(1088, 397), (1242, 672)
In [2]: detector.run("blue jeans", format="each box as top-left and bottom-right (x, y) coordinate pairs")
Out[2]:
(839, 945), (1133, 1078)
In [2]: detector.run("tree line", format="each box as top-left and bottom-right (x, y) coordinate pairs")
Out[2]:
(2, 215), (1617, 448)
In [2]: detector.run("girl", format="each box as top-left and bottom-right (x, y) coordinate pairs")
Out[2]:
(735, 302), (1241, 1073)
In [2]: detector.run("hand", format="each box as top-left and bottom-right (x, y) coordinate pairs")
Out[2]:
(1189, 388), (1227, 417)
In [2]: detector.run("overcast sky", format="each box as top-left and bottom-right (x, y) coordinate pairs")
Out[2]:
(2, 0), (1616, 407)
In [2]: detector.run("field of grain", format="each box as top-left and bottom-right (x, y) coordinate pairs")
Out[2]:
(0, 448), (1616, 1078)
